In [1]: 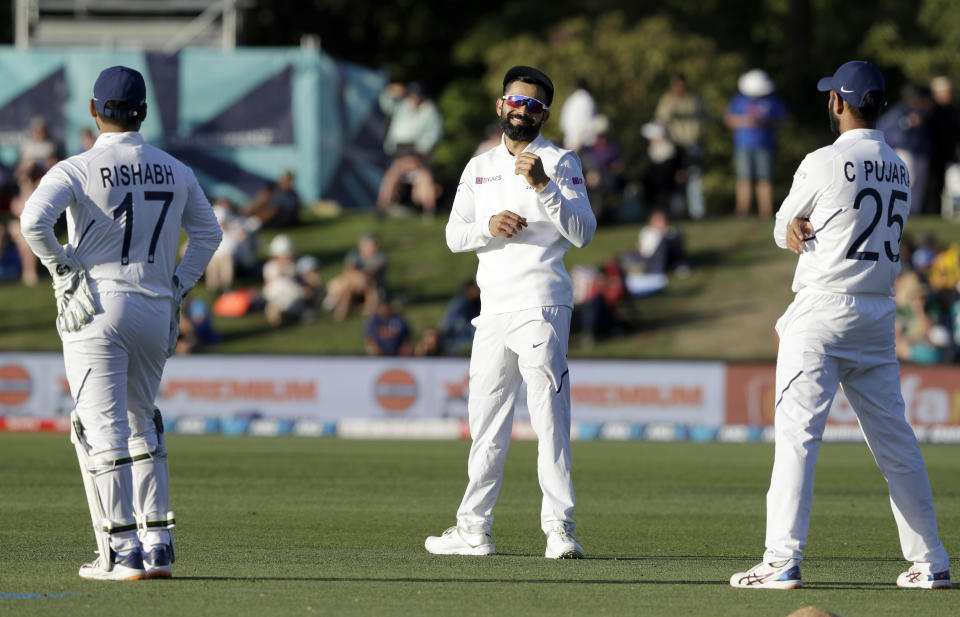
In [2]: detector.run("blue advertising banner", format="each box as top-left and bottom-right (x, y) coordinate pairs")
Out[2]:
(0, 47), (388, 207)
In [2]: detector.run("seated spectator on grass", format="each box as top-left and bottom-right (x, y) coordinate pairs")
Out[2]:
(439, 278), (481, 354)
(376, 82), (443, 218)
(244, 170), (301, 228)
(263, 234), (310, 326)
(364, 297), (411, 356)
(894, 271), (952, 363)
(414, 327), (444, 356)
(295, 255), (325, 322)
(573, 258), (629, 347)
(173, 298), (220, 355)
(621, 210), (689, 297)
(323, 232), (387, 321)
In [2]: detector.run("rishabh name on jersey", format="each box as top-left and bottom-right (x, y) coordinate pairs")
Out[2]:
(781, 128), (909, 297)
(448, 134), (593, 315)
(49, 132), (199, 297)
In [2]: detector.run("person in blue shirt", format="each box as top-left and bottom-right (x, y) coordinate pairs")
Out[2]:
(725, 69), (788, 218)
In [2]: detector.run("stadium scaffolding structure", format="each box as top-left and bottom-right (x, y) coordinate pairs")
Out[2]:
(13, 0), (245, 52)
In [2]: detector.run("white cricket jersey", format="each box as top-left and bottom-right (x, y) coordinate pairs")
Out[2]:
(774, 128), (909, 296)
(20, 131), (222, 298)
(446, 134), (596, 314)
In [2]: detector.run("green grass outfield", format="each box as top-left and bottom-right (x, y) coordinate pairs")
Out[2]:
(2, 434), (957, 616)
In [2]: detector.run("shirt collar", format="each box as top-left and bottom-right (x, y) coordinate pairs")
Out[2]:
(833, 128), (884, 145)
(93, 131), (145, 147)
(498, 132), (546, 158)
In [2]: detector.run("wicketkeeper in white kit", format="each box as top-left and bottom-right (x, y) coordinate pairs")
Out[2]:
(730, 61), (951, 590)
(426, 66), (596, 558)
(20, 66), (222, 580)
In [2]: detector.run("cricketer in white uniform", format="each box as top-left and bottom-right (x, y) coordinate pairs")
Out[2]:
(731, 61), (951, 590)
(20, 66), (222, 580)
(425, 66), (596, 559)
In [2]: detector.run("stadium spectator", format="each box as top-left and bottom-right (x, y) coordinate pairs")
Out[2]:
(878, 85), (933, 215)
(295, 254), (324, 321)
(655, 73), (708, 219)
(243, 170), (301, 228)
(16, 116), (60, 178)
(204, 198), (258, 295)
(323, 232), (387, 321)
(5, 162), (45, 285)
(439, 278), (481, 355)
(724, 69), (787, 218)
(928, 76), (960, 216)
(376, 82), (443, 217)
(78, 127), (96, 153)
(414, 326), (444, 356)
(473, 124), (503, 157)
(262, 234), (309, 326)
(364, 296), (411, 356)
(559, 78), (597, 151)
(621, 209), (689, 297)
(640, 122), (685, 216)
(579, 115), (625, 224)
(573, 257), (629, 347)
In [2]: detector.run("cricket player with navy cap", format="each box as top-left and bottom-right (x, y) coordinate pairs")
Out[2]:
(20, 65), (221, 580)
(730, 61), (951, 590)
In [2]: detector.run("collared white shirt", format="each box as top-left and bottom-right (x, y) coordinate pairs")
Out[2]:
(775, 128), (910, 296)
(446, 134), (596, 314)
(20, 131), (222, 298)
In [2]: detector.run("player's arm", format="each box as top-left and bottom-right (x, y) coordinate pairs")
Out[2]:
(175, 168), (223, 290)
(445, 163), (496, 253)
(19, 164), (79, 268)
(526, 151), (596, 248)
(774, 153), (830, 251)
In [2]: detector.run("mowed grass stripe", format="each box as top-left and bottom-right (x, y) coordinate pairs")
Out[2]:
(1, 434), (957, 616)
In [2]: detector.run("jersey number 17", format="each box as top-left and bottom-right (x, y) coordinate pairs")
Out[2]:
(112, 191), (174, 266)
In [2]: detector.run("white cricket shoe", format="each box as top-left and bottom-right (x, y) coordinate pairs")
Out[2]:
(545, 529), (584, 559)
(897, 565), (951, 589)
(78, 549), (147, 581)
(425, 526), (495, 556)
(730, 559), (803, 589)
(143, 545), (174, 579)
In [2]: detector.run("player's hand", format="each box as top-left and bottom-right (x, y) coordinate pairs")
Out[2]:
(489, 211), (528, 238)
(51, 248), (96, 333)
(786, 217), (814, 254)
(167, 275), (192, 357)
(515, 153), (550, 191)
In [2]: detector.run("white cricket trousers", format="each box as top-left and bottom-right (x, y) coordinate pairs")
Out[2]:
(456, 306), (575, 535)
(764, 290), (950, 571)
(62, 292), (168, 456)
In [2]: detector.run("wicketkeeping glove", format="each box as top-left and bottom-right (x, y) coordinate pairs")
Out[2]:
(167, 274), (192, 357)
(51, 248), (96, 333)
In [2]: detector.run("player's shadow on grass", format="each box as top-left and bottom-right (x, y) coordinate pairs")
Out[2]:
(175, 576), (727, 586)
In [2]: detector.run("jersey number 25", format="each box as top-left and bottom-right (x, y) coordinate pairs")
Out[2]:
(846, 187), (907, 263)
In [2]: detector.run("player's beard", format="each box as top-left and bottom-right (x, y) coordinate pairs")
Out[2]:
(827, 95), (840, 134)
(500, 109), (542, 141)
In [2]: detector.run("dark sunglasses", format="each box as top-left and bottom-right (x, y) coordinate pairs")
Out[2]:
(501, 95), (549, 113)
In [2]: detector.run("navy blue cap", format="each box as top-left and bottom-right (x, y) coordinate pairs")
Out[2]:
(93, 66), (146, 118)
(817, 60), (886, 108)
(503, 65), (554, 107)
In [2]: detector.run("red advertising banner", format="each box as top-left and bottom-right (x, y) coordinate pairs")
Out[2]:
(726, 363), (960, 427)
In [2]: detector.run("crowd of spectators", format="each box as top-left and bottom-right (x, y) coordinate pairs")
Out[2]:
(4, 68), (960, 362)
(895, 234), (960, 364)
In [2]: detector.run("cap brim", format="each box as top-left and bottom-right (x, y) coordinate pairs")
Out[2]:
(816, 77), (834, 92)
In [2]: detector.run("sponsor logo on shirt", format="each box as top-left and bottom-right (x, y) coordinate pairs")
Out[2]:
(572, 177), (583, 185)
(475, 175), (502, 184)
